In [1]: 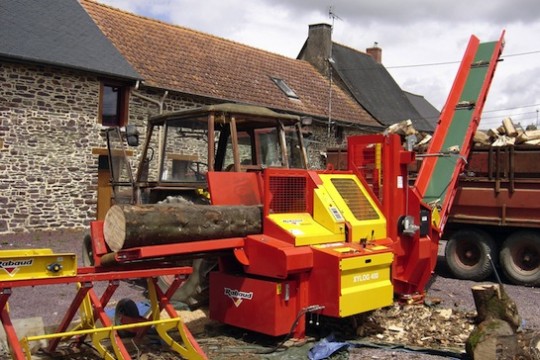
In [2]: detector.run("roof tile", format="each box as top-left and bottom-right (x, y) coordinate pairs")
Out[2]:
(81, 0), (379, 127)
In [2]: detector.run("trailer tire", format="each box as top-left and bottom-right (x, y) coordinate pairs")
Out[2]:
(500, 231), (540, 286)
(445, 229), (496, 281)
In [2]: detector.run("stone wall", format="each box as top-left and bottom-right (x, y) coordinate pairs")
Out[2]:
(0, 61), (370, 234)
(0, 62), (213, 234)
(0, 62), (105, 233)
(304, 122), (375, 169)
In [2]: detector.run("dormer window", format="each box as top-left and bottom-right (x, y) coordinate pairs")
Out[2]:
(271, 77), (299, 99)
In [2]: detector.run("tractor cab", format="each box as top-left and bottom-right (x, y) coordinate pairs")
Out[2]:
(105, 103), (308, 206)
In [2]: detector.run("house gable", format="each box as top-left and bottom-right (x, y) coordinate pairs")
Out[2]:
(298, 23), (436, 132)
(331, 43), (433, 132)
(0, 0), (140, 81)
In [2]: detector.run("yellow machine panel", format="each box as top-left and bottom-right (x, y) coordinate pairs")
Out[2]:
(0, 249), (77, 281)
(339, 252), (394, 316)
(267, 213), (344, 246)
(310, 243), (394, 318)
(318, 174), (387, 243)
(312, 187), (346, 235)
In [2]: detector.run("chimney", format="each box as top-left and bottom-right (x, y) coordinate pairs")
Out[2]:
(366, 42), (382, 64)
(299, 23), (333, 75)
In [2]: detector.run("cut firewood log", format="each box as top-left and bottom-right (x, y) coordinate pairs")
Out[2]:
(473, 130), (491, 145)
(524, 139), (540, 146)
(517, 129), (540, 144)
(487, 128), (501, 139)
(516, 132), (529, 144)
(385, 119), (416, 136)
(104, 204), (262, 251)
(524, 129), (540, 142)
(502, 117), (518, 137)
(492, 135), (515, 147)
(514, 128), (525, 143)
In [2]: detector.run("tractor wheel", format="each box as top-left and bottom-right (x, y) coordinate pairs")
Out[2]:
(82, 234), (94, 266)
(500, 231), (540, 286)
(445, 229), (496, 281)
(157, 258), (215, 307)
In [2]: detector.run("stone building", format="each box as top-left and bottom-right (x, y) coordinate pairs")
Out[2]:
(0, 0), (437, 234)
(0, 0), (140, 233)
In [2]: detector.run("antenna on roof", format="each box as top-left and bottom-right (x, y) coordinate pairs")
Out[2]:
(327, 6), (341, 138)
(328, 6), (342, 30)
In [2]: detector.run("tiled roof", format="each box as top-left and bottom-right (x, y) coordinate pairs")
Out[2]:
(405, 92), (439, 131)
(0, 0), (140, 80)
(80, 0), (379, 128)
(331, 43), (434, 132)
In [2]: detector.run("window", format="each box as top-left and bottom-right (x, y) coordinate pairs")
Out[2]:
(271, 77), (299, 99)
(100, 82), (129, 126)
(335, 125), (344, 144)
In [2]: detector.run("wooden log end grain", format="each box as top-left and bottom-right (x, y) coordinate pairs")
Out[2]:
(103, 205), (127, 252)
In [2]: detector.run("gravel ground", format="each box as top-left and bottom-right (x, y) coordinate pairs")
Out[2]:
(1, 229), (539, 359)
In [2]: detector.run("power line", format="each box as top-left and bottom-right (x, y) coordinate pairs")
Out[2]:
(484, 103), (540, 113)
(481, 111), (539, 120)
(501, 50), (540, 58)
(386, 49), (540, 69)
(387, 60), (458, 69)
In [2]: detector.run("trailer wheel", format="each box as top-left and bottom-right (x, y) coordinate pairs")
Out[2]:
(500, 231), (540, 286)
(445, 229), (496, 281)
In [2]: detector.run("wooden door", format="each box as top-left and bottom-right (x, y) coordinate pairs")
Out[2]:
(97, 155), (112, 220)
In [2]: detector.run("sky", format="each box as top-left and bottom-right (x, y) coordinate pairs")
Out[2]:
(97, 0), (540, 129)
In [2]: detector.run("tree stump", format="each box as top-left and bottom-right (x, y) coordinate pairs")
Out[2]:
(466, 284), (521, 360)
(471, 284), (521, 330)
(103, 204), (262, 251)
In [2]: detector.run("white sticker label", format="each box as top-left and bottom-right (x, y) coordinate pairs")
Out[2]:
(329, 207), (344, 221)
(397, 176), (403, 189)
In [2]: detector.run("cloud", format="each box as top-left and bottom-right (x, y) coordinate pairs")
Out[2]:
(264, 0), (540, 25)
(96, 0), (540, 121)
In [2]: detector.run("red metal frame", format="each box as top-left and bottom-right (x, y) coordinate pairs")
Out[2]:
(415, 31), (506, 231)
(346, 133), (439, 296)
(416, 36), (480, 186)
(0, 266), (198, 359)
(209, 272), (299, 336)
(207, 171), (263, 206)
(113, 238), (245, 263)
(241, 235), (313, 278)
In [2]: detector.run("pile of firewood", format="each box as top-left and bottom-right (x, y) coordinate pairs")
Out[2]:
(474, 117), (540, 147)
(386, 117), (540, 149)
(383, 119), (432, 151)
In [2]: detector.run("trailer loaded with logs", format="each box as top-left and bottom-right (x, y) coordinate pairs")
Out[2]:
(445, 144), (540, 286)
(0, 32), (505, 360)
